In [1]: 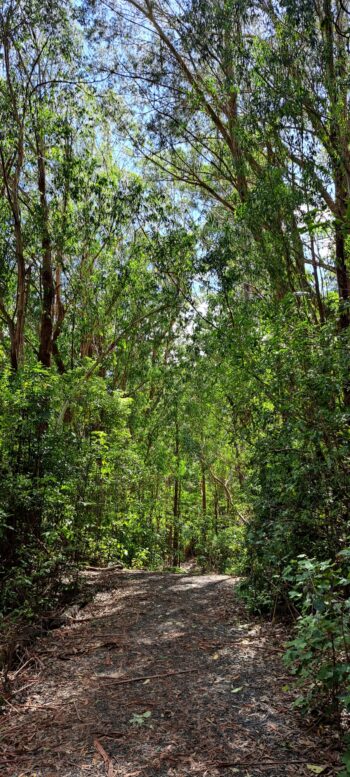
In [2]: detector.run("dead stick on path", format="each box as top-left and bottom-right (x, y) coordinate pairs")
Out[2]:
(11, 656), (37, 678)
(97, 668), (199, 684)
(94, 737), (115, 777)
(213, 761), (320, 768)
(11, 680), (38, 696)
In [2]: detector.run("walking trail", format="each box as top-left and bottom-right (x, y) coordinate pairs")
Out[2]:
(0, 569), (341, 777)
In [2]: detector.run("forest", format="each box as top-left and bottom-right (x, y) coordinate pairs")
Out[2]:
(0, 0), (350, 769)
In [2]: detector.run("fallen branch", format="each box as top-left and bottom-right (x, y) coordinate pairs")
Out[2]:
(94, 737), (115, 777)
(84, 565), (123, 572)
(212, 760), (316, 768)
(11, 680), (38, 696)
(97, 668), (199, 685)
(10, 656), (37, 678)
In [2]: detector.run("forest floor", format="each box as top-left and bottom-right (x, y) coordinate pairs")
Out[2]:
(0, 568), (343, 777)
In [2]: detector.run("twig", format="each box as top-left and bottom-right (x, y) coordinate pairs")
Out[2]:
(96, 668), (199, 684)
(11, 655), (40, 678)
(233, 641), (285, 654)
(11, 680), (38, 696)
(0, 697), (20, 711)
(73, 700), (83, 722)
(84, 565), (123, 572)
(212, 760), (316, 768)
(94, 737), (115, 777)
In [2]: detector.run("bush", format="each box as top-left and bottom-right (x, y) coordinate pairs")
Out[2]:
(283, 553), (350, 719)
(0, 363), (133, 615)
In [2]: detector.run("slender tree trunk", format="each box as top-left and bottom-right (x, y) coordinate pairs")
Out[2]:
(201, 466), (207, 516)
(172, 480), (180, 567)
(52, 265), (65, 373)
(0, 146), (27, 370)
(0, 33), (28, 369)
(322, 0), (350, 333)
(37, 134), (55, 367)
(310, 235), (326, 325)
(214, 487), (219, 536)
(172, 421), (180, 566)
(334, 189), (350, 332)
(201, 460), (207, 556)
(12, 214), (26, 369)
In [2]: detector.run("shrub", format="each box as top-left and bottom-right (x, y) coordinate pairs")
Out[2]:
(283, 553), (350, 719)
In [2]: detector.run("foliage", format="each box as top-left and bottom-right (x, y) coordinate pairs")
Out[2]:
(0, 0), (350, 742)
(0, 361), (134, 614)
(241, 312), (350, 613)
(283, 554), (350, 719)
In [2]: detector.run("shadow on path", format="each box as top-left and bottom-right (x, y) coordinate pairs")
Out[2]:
(0, 571), (340, 777)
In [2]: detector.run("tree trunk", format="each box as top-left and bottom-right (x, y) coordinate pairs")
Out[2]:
(37, 135), (55, 368)
(201, 461), (207, 552)
(322, 0), (350, 330)
(310, 235), (326, 325)
(172, 420), (180, 566)
(12, 215), (26, 369)
(201, 466), (207, 515)
(334, 188), (350, 332)
(52, 262), (66, 373)
(0, 33), (28, 369)
(0, 145), (27, 370)
(214, 487), (219, 536)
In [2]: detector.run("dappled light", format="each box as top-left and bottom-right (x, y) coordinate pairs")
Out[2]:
(0, 570), (340, 776)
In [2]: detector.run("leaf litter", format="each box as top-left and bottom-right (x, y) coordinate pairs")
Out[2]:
(0, 568), (342, 777)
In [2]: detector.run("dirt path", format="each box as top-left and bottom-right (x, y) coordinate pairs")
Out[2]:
(0, 570), (341, 777)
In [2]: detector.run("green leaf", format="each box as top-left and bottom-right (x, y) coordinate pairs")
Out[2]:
(129, 710), (152, 726)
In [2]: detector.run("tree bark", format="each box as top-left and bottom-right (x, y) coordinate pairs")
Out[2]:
(37, 134), (55, 368)
(172, 419), (180, 566)
(322, 0), (350, 331)
(52, 265), (66, 373)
